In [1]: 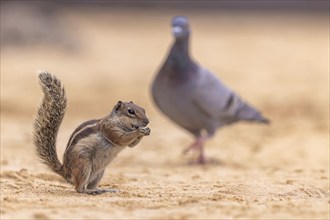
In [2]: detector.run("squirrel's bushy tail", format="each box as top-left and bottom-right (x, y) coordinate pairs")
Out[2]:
(33, 71), (67, 177)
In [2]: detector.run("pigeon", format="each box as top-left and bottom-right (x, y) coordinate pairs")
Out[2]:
(151, 16), (269, 164)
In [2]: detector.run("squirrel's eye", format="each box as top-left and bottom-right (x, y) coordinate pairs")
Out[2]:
(128, 109), (136, 115)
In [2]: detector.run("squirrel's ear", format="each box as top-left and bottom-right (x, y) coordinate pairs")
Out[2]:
(114, 101), (122, 112)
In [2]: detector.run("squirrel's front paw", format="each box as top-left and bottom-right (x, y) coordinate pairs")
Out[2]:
(139, 127), (151, 136)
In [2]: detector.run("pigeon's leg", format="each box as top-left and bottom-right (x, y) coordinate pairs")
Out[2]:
(183, 136), (208, 164)
(196, 138), (207, 164)
(194, 136), (209, 164)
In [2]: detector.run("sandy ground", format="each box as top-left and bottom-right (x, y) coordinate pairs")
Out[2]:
(1, 6), (329, 220)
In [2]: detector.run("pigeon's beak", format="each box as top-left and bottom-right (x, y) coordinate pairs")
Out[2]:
(172, 26), (183, 37)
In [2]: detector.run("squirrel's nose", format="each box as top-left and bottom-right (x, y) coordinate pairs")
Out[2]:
(143, 118), (149, 126)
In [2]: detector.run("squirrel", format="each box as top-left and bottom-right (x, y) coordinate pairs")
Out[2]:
(33, 71), (150, 195)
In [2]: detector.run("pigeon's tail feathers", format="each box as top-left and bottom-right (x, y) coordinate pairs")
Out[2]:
(251, 114), (271, 125)
(236, 103), (270, 125)
(258, 116), (271, 124)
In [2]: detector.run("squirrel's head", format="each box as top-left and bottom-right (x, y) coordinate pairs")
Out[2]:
(111, 101), (149, 131)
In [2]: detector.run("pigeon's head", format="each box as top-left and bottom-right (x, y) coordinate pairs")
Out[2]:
(172, 16), (190, 40)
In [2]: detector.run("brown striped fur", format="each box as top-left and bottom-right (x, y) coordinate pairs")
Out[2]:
(33, 72), (150, 195)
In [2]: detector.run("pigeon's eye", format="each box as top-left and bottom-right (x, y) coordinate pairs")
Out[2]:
(128, 109), (136, 115)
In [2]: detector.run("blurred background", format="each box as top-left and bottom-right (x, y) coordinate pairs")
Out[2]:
(1, 0), (329, 167)
(1, 0), (329, 168)
(1, 1), (329, 219)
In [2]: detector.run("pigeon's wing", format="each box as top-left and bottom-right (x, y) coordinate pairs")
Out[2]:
(192, 69), (269, 124)
(192, 69), (235, 119)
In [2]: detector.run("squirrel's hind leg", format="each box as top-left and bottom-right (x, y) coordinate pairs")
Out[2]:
(86, 170), (104, 189)
(87, 170), (119, 194)
(73, 164), (100, 195)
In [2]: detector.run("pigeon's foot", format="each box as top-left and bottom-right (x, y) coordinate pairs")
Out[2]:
(196, 152), (207, 164)
(189, 155), (222, 165)
(182, 136), (208, 155)
(183, 136), (223, 165)
(183, 136), (220, 165)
